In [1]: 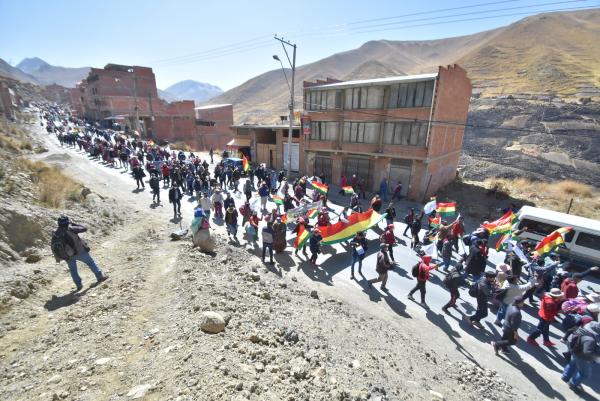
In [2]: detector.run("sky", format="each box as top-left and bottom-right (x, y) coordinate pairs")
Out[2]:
(1, 0), (598, 91)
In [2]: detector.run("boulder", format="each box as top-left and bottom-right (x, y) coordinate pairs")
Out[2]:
(200, 311), (226, 334)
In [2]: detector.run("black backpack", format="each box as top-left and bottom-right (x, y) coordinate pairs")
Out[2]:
(468, 281), (479, 297)
(411, 263), (420, 278)
(51, 230), (75, 261)
(568, 327), (590, 353)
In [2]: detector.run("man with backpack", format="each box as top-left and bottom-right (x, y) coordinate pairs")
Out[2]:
(492, 296), (526, 355)
(168, 184), (183, 219)
(402, 208), (415, 237)
(442, 264), (464, 313)
(368, 244), (392, 292)
(52, 216), (108, 292)
(149, 173), (160, 204)
(408, 255), (438, 306)
(561, 321), (600, 392)
(465, 271), (496, 328)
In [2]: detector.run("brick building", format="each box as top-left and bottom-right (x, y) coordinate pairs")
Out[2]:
(194, 104), (234, 151)
(79, 64), (196, 144)
(302, 65), (472, 200)
(230, 123), (302, 172)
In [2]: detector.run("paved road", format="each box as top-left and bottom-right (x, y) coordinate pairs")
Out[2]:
(39, 123), (599, 401)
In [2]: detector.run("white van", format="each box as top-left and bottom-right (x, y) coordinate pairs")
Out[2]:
(516, 206), (600, 267)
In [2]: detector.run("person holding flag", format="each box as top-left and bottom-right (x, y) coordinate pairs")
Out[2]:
(292, 217), (310, 258)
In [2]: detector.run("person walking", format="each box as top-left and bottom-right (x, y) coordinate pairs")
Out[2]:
(465, 271), (497, 328)
(261, 222), (275, 264)
(410, 212), (424, 249)
(258, 182), (270, 212)
(527, 288), (564, 347)
(243, 179), (253, 202)
(379, 224), (397, 262)
(308, 228), (323, 266)
(402, 208), (415, 237)
(368, 244), (392, 291)
(494, 275), (534, 326)
(408, 255), (438, 306)
(561, 321), (600, 392)
(132, 165), (146, 189)
(51, 216), (108, 292)
(384, 202), (396, 227)
(292, 218), (310, 258)
(492, 296), (526, 355)
(442, 265), (463, 313)
(149, 173), (161, 204)
(248, 211), (260, 242)
(379, 178), (388, 202)
(561, 267), (599, 299)
(350, 231), (368, 280)
(338, 174), (347, 196)
(225, 204), (239, 240)
(209, 148), (214, 164)
(168, 184), (182, 218)
(465, 239), (489, 282)
(391, 181), (402, 202)
(272, 217), (287, 253)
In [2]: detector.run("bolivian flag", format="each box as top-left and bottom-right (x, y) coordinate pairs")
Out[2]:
(242, 156), (249, 173)
(311, 181), (328, 194)
(281, 214), (288, 224)
(436, 202), (456, 217)
(483, 211), (517, 235)
(319, 209), (386, 245)
(495, 232), (511, 251)
(533, 227), (573, 257)
(429, 216), (441, 228)
(342, 186), (355, 195)
(272, 195), (284, 205)
(306, 208), (318, 219)
(294, 224), (311, 249)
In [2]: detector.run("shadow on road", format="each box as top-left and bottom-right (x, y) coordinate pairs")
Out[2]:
(44, 289), (89, 311)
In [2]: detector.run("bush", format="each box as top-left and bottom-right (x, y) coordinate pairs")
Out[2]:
(33, 145), (48, 154)
(17, 158), (83, 208)
(0, 134), (20, 151)
(554, 180), (593, 198)
(486, 179), (510, 199)
(20, 140), (32, 150)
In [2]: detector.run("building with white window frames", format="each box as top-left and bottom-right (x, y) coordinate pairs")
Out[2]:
(302, 65), (471, 200)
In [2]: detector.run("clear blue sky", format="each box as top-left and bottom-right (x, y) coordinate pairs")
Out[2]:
(0, 0), (597, 90)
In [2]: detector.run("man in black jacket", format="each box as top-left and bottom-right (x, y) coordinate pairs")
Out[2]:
(492, 296), (525, 354)
(53, 216), (108, 291)
(465, 271), (496, 328)
(561, 321), (600, 391)
(168, 185), (182, 218)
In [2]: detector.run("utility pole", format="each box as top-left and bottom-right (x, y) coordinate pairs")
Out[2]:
(274, 35), (296, 178)
(128, 68), (141, 137)
(148, 94), (155, 139)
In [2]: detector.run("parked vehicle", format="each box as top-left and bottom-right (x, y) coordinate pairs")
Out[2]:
(517, 206), (600, 267)
(223, 157), (245, 174)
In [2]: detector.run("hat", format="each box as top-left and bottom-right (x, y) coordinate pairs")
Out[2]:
(484, 270), (497, 278)
(587, 303), (600, 314)
(585, 293), (600, 303)
(548, 288), (564, 298)
(387, 224), (394, 230)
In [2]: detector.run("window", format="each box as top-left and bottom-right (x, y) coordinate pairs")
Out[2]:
(575, 232), (600, 252)
(307, 90), (342, 110)
(389, 80), (435, 108)
(311, 121), (339, 141)
(518, 219), (575, 242)
(344, 87), (384, 110)
(382, 122), (428, 146)
(343, 122), (380, 143)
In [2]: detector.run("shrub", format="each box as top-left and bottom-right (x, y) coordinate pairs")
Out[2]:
(34, 145), (48, 154)
(554, 180), (593, 198)
(0, 134), (20, 151)
(20, 140), (32, 150)
(17, 158), (83, 208)
(486, 179), (510, 199)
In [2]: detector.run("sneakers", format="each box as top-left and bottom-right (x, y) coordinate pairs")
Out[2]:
(494, 320), (502, 327)
(527, 337), (539, 346)
(75, 284), (83, 292)
(407, 294), (415, 301)
(442, 306), (451, 315)
(492, 341), (499, 355)
(350, 275), (355, 280)
(97, 275), (109, 284)
(543, 340), (557, 347)
(381, 286), (389, 292)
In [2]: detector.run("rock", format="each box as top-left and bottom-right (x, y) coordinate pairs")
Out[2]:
(283, 328), (299, 344)
(351, 359), (361, 369)
(255, 362), (265, 372)
(429, 390), (445, 400)
(47, 374), (62, 384)
(10, 281), (31, 299)
(200, 311), (225, 334)
(94, 357), (112, 365)
(249, 272), (261, 282)
(127, 384), (152, 399)
(23, 249), (41, 263)
(81, 187), (92, 198)
(310, 290), (319, 299)
(311, 366), (327, 378)
(290, 357), (309, 380)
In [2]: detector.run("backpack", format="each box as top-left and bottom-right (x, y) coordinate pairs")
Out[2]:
(468, 281), (479, 297)
(51, 230), (75, 261)
(411, 263), (420, 278)
(568, 327), (591, 353)
(493, 287), (508, 303)
(562, 314), (583, 333)
(462, 234), (472, 246)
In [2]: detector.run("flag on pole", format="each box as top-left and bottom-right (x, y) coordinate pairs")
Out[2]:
(423, 197), (437, 214)
(342, 185), (355, 195)
(294, 224), (311, 249)
(271, 195), (284, 205)
(429, 216), (441, 228)
(436, 202), (456, 217)
(306, 208), (318, 219)
(242, 156), (249, 173)
(533, 227), (573, 258)
(495, 233), (511, 251)
(483, 211), (517, 234)
(311, 181), (329, 194)
(318, 209), (387, 245)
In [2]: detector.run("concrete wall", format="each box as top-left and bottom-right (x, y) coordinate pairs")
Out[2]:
(195, 105), (234, 151)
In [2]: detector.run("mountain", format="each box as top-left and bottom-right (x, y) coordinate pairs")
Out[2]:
(163, 80), (223, 103)
(16, 57), (90, 87)
(157, 89), (178, 103)
(0, 58), (38, 84)
(207, 9), (600, 123)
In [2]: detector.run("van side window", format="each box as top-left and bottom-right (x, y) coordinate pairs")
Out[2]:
(575, 233), (600, 252)
(518, 219), (574, 242)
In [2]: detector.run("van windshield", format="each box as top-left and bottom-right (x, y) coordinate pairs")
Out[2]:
(518, 218), (575, 242)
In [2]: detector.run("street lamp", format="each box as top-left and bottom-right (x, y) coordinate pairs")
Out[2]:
(273, 36), (296, 179)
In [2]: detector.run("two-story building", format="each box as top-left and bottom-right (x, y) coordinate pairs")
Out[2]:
(302, 64), (471, 200)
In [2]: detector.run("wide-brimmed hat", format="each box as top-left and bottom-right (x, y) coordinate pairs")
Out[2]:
(548, 288), (564, 298)
(585, 293), (600, 303)
(587, 303), (600, 314)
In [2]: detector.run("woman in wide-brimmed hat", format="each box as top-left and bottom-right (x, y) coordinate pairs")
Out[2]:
(527, 288), (564, 347)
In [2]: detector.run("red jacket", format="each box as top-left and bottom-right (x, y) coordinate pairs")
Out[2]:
(380, 231), (395, 245)
(538, 295), (562, 322)
(560, 278), (579, 300)
(417, 255), (437, 282)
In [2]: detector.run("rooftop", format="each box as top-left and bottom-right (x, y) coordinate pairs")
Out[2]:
(231, 123), (300, 130)
(306, 73), (438, 90)
(194, 103), (232, 110)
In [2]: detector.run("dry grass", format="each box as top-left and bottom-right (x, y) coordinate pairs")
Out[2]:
(483, 177), (600, 219)
(17, 159), (83, 208)
(0, 134), (20, 151)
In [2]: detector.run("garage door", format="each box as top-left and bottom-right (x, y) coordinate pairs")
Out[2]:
(283, 143), (300, 172)
(389, 165), (411, 196)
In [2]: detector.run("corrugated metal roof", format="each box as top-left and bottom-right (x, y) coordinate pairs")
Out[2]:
(194, 103), (232, 110)
(307, 73), (438, 90)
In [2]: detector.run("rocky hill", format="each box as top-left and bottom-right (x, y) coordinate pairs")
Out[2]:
(16, 57), (90, 88)
(207, 9), (600, 123)
(163, 80), (223, 104)
(0, 58), (38, 84)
